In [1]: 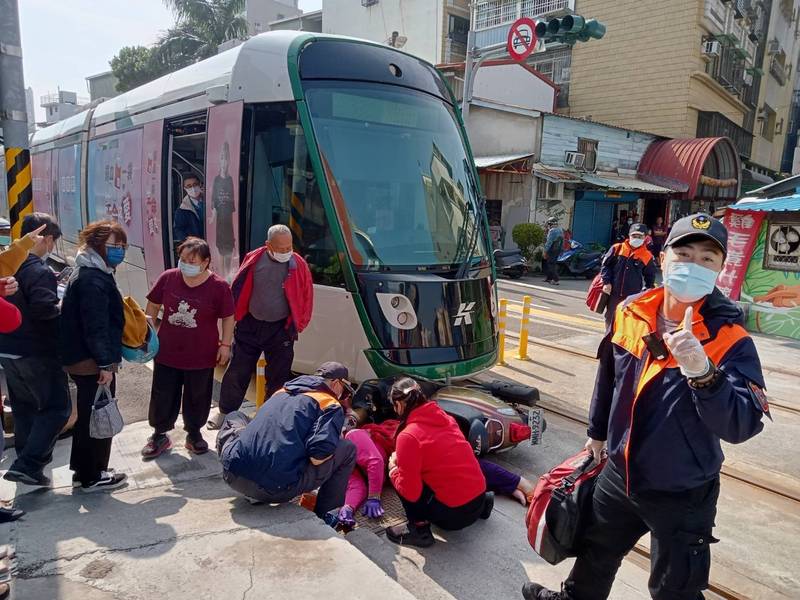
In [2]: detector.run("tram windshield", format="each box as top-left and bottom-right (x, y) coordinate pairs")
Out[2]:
(305, 81), (489, 270)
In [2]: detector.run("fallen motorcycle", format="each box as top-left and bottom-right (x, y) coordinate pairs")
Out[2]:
(351, 376), (546, 456)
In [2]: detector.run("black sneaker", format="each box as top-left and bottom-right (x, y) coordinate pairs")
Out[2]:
(81, 471), (127, 493)
(73, 468), (117, 488)
(141, 434), (172, 460)
(385, 522), (435, 548)
(521, 582), (568, 600)
(185, 433), (209, 455)
(480, 491), (495, 520)
(3, 469), (51, 488)
(0, 508), (24, 523)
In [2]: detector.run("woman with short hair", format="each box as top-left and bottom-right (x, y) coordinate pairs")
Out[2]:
(141, 237), (234, 459)
(60, 220), (128, 492)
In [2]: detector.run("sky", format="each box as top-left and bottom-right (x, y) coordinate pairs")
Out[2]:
(19, 0), (323, 122)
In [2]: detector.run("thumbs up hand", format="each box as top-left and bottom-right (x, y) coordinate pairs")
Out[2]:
(662, 307), (711, 378)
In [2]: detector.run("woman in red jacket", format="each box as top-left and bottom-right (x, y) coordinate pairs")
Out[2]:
(386, 378), (493, 548)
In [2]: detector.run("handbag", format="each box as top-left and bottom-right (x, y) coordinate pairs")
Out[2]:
(525, 449), (606, 565)
(89, 384), (124, 439)
(585, 273), (609, 314)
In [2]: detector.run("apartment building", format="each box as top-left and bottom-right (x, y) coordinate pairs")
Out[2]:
(322, 0), (471, 65)
(471, 0), (800, 175)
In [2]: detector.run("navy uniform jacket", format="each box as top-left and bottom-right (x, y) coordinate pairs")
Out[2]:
(220, 375), (345, 492)
(589, 287), (767, 494)
(600, 241), (657, 302)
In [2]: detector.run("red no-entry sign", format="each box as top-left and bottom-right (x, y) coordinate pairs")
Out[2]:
(507, 17), (538, 62)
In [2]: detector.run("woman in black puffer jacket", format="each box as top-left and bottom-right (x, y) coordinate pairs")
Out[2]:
(60, 220), (127, 492)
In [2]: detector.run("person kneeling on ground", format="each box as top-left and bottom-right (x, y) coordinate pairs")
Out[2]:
(216, 362), (356, 524)
(338, 415), (534, 529)
(385, 378), (494, 548)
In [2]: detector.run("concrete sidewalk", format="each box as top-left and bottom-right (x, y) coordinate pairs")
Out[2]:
(0, 419), (444, 600)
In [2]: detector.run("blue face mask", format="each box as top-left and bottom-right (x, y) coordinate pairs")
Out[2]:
(106, 246), (126, 267)
(178, 259), (203, 277)
(663, 260), (719, 303)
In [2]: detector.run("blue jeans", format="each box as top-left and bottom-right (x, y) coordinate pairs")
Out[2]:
(0, 356), (71, 476)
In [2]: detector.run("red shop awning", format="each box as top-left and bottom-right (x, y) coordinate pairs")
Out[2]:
(637, 137), (740, 201)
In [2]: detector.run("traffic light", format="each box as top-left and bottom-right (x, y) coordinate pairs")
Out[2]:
(534, 15), (606, 46)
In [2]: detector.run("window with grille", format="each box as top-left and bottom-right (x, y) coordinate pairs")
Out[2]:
(577, 138), (598, 171)
(520, 0), (571, 18)
(537, 178), (560, 200)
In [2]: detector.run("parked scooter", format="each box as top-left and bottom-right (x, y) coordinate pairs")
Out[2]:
(556, 239), (602, 278)
(493, 247), (527, 279)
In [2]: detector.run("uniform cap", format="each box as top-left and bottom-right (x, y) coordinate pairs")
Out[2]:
(664, 213), (727, 256)
(315, 361), (350, 381)
(629, 223), (648, 235)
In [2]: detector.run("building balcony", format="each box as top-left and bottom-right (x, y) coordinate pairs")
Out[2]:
(472, 0), (575, 49)
(696, 110), (753, 158)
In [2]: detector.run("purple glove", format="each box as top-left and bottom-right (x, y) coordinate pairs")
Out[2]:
(362, 498), (385, 519)
(338, 505), (356, 528)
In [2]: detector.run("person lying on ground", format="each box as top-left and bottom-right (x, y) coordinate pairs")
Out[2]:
(216, 361), (356, 526)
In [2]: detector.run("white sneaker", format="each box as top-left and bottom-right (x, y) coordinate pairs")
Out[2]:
(207, 408), (225, 430)
(81, 471), (127, 493)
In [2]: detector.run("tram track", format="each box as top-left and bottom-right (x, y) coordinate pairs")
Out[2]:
(504, 330), (800, 419)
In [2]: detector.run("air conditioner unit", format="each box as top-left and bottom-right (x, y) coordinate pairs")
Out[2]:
(768, 38), (780, 54)
(564, 151), (585, 168)
(703, 40), (721, 57)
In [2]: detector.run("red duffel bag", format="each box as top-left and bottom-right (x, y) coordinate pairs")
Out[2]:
(585, 274), (608, 314)
(525, 449), (606, 565)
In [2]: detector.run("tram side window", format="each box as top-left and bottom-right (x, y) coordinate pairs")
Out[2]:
(248, 104), (344, 287)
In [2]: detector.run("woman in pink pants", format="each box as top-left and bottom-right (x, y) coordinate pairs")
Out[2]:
(338, 428), (388, 527)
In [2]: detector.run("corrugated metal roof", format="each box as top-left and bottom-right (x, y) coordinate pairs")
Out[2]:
(733, 195), (800, 212)
(474, 154), (534, 169)
(637, 137), (740, 199)
(581, 173), (674, 194)
(532, 162), (583, 183)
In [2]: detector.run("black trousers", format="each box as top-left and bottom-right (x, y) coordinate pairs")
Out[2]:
(0, 356), (70, 476)
(69, 374), (116, 485)
(544, 255), (560, 283)
(149, 363), (214, 436)
(399, 484), (487, 531)
(565, 463), (719, 600)
(218, 411), (356, 517)
(219, 315), (294, 414)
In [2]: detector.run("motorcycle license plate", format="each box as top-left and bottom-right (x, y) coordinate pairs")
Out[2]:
(528, 408), (543, 445)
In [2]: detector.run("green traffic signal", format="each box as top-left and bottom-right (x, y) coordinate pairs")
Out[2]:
(534, 14), (605, 44)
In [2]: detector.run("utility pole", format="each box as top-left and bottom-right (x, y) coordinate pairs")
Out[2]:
(0, 0), (32, 239)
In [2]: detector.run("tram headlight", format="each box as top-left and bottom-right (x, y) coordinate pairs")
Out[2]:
(376, 293), (418, 330)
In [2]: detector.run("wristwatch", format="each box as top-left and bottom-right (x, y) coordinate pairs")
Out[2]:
(687, 360), (720, 389)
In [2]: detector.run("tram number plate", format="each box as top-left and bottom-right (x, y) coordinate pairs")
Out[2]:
(529, 408), (543, 446)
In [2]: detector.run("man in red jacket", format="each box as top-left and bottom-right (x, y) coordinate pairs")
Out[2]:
(209, 224), (313, 428)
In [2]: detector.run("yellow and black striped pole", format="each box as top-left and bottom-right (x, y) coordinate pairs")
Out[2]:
(5, 147), (32, 240)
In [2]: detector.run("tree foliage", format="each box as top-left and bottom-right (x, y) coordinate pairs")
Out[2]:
(110, 0), (248, 93)
(512, 223), (546, 261)
(110, 46), (169, 93)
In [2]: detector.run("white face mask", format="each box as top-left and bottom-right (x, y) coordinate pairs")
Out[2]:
(629, 237), (645, 248)
(186, 185), (202, 200)
(270, 250), (292, 263)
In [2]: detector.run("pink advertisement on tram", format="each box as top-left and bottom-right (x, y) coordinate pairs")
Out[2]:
(141, 121), (165, 289)
(31, 151), (53, 215)
(87, 129), (144, 248)
(205, 101), (243, 281)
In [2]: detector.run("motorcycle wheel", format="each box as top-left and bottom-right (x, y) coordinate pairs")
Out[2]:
(508, 268), (524, 279)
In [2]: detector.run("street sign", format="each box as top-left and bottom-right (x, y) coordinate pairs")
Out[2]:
(507, 17), (537, 62)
